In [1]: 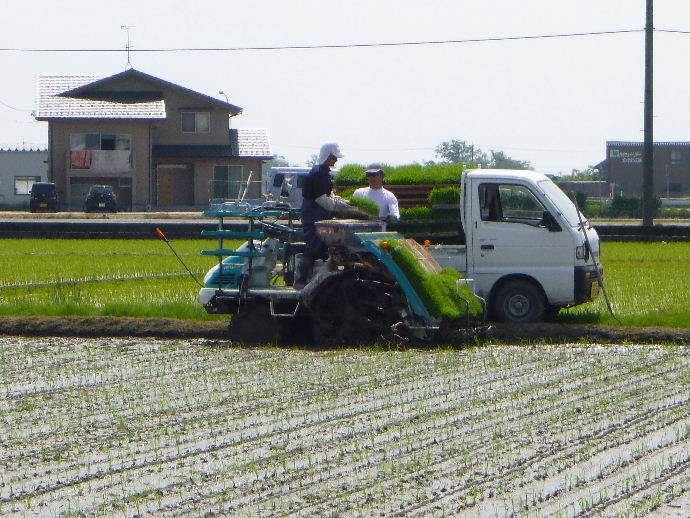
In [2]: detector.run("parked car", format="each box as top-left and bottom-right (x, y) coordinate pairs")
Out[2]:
(84, 185), (117, 212)
(29, 182), (59, 212)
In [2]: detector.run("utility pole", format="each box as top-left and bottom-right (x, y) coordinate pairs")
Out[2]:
(642, 0), (654, 227)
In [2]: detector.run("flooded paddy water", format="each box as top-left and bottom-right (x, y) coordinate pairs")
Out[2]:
(1, 336), (689, 516)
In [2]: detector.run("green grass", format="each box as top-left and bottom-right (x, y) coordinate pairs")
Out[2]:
(0, 238), (230, 320)
(0, 239), (688, 328)
(560, 242), (690, 327)
(334, 163), (467, 186)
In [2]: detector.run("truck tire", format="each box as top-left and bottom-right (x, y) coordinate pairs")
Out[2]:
(491, 280), (546, 323)
(309, 268), (406, 346)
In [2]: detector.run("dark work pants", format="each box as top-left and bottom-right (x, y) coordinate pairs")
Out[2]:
(296, 222), (327, 285)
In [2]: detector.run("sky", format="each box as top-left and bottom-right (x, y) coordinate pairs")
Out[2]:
(1, 0), (688, 175)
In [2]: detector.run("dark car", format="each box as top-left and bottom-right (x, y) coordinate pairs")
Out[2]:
(29, 182), (59, 212)
(84, 185), (117, 212)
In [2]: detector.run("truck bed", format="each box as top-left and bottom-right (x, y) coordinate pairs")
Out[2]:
(430, 244), (468, 274)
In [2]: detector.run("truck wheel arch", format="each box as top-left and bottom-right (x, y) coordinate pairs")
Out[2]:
(488, 275), (548, 323)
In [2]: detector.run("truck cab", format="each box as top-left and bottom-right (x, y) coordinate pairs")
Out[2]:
(432, 169), (602, 323)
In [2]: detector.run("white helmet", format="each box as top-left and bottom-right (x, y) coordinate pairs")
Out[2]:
(317, 142), (344, 165)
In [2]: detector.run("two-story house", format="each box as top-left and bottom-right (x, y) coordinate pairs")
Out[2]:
(35, 68), (272, 210)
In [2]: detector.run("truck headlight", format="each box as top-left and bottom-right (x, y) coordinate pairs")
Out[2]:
(575, 245), (585, 260)
(575, 244), (590, 261)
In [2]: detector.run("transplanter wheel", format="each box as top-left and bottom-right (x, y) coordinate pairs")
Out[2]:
(227, 301), (282, 343)
(309, 269), (407, 346)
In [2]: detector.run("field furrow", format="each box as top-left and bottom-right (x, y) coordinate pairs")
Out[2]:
(1, 338), (688, 517)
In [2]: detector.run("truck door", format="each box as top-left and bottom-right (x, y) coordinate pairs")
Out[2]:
(470, 181), (573, 304)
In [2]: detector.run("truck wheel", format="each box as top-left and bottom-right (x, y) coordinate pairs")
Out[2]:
(491, 280), (545, 323)
(309, 269), (406, 346)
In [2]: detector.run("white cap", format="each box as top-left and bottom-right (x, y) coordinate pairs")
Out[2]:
(317, 142), (344, 165)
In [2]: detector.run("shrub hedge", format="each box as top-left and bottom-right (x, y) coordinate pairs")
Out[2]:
(334, 163), (468, 186)
(428, 186), (461, 206)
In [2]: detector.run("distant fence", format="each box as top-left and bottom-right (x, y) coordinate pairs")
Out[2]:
(1, 220), (689, 242)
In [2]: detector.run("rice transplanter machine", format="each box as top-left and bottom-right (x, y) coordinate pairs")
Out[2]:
(197, 205), (454, 343)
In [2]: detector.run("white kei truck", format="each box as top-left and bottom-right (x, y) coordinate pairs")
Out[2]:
(431, 169), (602, 323)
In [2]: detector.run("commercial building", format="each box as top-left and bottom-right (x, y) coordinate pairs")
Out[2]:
(601, 141), (690, 197)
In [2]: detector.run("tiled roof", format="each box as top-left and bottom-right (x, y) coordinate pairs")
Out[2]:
(35, 75), (167, 120)
(231, 128), (272, 158)
(607, 141), (690, 148)
(0, 147), (48, 153)
(153, 129), (272, 160)
(59, 69), (242, 115)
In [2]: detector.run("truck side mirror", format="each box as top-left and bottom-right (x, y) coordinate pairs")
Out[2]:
(541, 211), (562, 232)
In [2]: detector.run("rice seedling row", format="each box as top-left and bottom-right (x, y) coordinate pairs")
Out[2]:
(1, 339), (689, 517)
(248, 370), (689, 517)
(2, 346), (680, 512)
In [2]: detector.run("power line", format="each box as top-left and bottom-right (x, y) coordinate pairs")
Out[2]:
(0, 29), (649, 54)
(0, 99), (32, 112)
(274, 143), (600, 154)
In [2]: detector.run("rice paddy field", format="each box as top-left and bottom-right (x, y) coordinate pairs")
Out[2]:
(0, 239), (688, 328)
(1, 337), (689, 516)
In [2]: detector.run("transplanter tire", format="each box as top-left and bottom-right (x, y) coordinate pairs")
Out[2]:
(227, 301), (282, 343)
(309, 268), (406, 346)
(491, 279), (546, 323)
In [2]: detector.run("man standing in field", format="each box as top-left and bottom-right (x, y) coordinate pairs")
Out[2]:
(353, 165), (400, 230)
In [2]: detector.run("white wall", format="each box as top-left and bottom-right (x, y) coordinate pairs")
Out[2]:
(0, 150), (48, 207)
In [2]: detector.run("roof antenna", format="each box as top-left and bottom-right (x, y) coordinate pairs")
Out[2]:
(120, 25), (134, 69)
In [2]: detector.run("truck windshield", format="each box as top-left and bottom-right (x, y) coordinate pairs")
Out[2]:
(537, 179), (582, 227)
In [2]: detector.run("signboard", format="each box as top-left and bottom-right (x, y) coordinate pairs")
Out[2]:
(609, 148), (642, 164)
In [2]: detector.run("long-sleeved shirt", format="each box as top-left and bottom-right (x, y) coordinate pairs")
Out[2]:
(301, 163), (333, 225)
(353, 186), (400, 230)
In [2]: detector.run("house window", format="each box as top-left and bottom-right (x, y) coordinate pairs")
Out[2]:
(70, 133), (131, 150)
(15, 176), (41, 195)
(181, 112), (210, 133)
(213, 165), (243, 199)
(69, 133), (133, 170)
(670, 150), (683, 165)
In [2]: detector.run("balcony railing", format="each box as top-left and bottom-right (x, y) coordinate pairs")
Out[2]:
(67, 150), (132, 174)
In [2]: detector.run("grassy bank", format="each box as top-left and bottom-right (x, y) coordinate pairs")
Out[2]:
(0, 239), (688, 327)
(561, 241), (690, 327)
(0, 239), (227, 320)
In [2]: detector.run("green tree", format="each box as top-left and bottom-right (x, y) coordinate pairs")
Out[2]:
(435, 140), (490, 167)
(489, 150), (531, 170)
(566, 166), (602, 181)
(435, 140), (531, 169)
